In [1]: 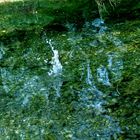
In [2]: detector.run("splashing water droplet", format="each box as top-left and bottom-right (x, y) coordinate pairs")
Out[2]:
(92, 18), (105, 28)
(97, 66), (111, 86)
(86, 62), (94, 86)
(46, 39), (63, 97)
(107, 53), (123, 81)
(0, 43), (5, 60)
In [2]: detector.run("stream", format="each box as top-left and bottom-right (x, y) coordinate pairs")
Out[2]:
(0, 18), (126, 139)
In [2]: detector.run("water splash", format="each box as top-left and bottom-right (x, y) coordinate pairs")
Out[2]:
(46, 39), (63, 97)
(92, 18), (107, 34)
(85, 62), (105, 111)
(92, 18), (105, 27)
(0, 16), (126, 139)
(46, 39), (62, 76)
(0, 68), (25, 94)
(1, 68), (48, 106)
(1, 68), (11, 93)
(97, 65), (111, 86)
(107, 34), (123, 48)
(107, 53), (123, 81)
(77, 62), (121, 139)
(86, 61), (94, 86)
(20, 76), (47, 106)
(74, 18), (123, 138)
(92, 18), (124, 82)
(0, 43), (5, 60)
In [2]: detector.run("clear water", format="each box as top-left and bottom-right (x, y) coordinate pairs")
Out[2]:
(97, 66), (111, 86)
(46, 39), (63, 97)
(0, 18), (125, 139)
(0, 43), (5, 60)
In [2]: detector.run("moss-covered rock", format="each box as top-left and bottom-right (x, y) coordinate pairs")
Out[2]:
(0, 0), (140, 139)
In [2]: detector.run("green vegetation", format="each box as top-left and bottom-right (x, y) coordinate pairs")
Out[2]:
(1, 0), (139, 36)
(0, 0), (140, 139)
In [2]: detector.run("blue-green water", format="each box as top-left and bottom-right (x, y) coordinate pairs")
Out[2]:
(0, 18), (140, 139)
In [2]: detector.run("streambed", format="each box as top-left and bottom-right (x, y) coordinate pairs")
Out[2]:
(0, 18), (140, 139)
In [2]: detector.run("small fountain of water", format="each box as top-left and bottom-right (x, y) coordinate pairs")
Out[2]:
(46, 39), (63, 97)
(46, 39), (62, 76)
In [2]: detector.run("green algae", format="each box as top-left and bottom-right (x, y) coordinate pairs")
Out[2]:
(0, 1), (140, 139)
(0, 19), (140, 139)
